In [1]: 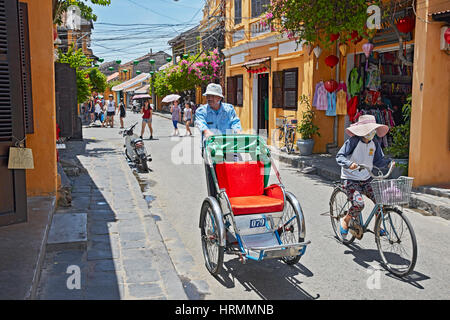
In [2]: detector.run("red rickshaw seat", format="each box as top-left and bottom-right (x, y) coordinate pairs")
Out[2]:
(215, 161), (284, 215)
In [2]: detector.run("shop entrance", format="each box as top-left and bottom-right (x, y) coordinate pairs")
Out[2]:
(345, 45), (414, 150)
(257, 73), (269, 135)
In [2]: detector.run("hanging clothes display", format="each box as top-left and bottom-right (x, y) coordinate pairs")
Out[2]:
(348, 67), (363, 98)
(336, 82), (348, 115)
(326, 91), (337, 116)
(312, 81), (328, 110)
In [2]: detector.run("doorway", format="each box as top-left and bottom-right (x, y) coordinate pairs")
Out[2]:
(257, 73), (269, 135)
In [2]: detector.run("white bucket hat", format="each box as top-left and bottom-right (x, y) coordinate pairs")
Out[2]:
(203, 83), (224, 98)
(345, 115), (389, 137)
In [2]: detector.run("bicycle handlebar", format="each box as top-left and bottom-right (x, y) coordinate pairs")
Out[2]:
(356, 162), (396, 180)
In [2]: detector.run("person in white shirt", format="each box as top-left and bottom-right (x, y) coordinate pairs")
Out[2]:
(105, 94), (117, 128)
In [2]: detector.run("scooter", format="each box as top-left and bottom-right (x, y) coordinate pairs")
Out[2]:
(132, 102), (141, 114)
(119, 122), (152, 172)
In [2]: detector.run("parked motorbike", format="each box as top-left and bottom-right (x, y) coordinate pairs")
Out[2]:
(119, 122), (152, 172)
(132, 102), (141, 114)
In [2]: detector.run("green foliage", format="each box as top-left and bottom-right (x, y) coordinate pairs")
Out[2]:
(107, 80), (121, 90)
(152, 49), (223, 96)
(263, 0), (380, 48)
(297, 95), (321, 140)
(88, 68), (107, 93)
(53, 0), (111, 24)
(385, 95), (412, 159)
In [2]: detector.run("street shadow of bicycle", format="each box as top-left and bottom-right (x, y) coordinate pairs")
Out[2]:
(212, 258), (320, 300)
(343, 242), (430, 289)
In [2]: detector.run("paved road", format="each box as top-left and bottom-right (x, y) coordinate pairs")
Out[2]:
(125, 111), (450, 300)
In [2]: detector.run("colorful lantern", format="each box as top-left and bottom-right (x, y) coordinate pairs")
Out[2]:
(122, 69), (128, 73)
(313, 46), (322, 70)
(133, 60), (139, 65)
(445, 28), (450, 45)
(362, 42), (374, 70)
(324, 79), (338, 93)
(98, 58), (104, 63)
(108, 67), (114, 71)
(115, 60), (121, 64)
(330, 33), (340, 42)
(166, 57), (172, 63)
(149, 59), (155, 65)
(325, 55), (339, 68)
(183, 54), (189, 59)
(136, 70), (141, 75)
(396, 16), (415, 34)
(339, 43), (348, 57)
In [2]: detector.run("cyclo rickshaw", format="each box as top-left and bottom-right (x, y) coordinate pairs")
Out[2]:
(199, 134), (311, 275)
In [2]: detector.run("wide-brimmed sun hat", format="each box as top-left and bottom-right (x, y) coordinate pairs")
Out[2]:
(203, 83), (224, 98)
(345, 115), (389, 138)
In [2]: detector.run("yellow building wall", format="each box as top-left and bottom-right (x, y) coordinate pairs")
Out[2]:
(24, 0), (57, 196)
(409, 0), (450, 187)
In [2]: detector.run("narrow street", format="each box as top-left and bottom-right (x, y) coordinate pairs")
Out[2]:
(48, 111), (449, 300)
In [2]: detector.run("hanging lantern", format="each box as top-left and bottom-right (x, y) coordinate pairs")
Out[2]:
(149, 59), (155, 65)
(98, 58), (104, 63)
(115, 60), (121, 64)
(396, 16), (415, 34)
(150, 71), (155, 75)
(122, 69), (128, 73)
(350, 30), (358, 41)
(313, 45), (322, 70)
(133, 60), (139, 65)
(108, 67), (114, 71)
(166, 57), (172, 63)
(94, 64), (99, 68)
(136, 70), (141, 75)
(445, 28), (450, 45)
(324, 79), (338, 93)
(183, 54), (189, 59)
(339, 43), (348, 57)
(325, 55), (339, 68)
(362, 42), (374, 70)
(330, 33), (340, 42)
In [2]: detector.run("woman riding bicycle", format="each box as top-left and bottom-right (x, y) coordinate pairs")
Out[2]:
(336, 115), (394, 239)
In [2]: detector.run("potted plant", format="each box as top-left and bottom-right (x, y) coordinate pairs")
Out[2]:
(296, 95), (320, 155)
(385, 95), (411, 178)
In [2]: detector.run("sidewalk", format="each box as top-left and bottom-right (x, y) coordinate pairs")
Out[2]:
(36, 137), (187, 300)
(0, 196), (56, 299)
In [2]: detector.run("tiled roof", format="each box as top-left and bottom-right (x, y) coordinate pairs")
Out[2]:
(111, 73), (150, 92)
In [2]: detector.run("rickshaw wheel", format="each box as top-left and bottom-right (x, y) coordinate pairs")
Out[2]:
(200, 199), (225, 275)
(281, 193), (305, 265)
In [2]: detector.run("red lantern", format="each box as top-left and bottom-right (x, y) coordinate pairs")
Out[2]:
(350, 30), (358, 41)
(330, 33), (340, 42)
(445, 28), (450, 45)
(396, 16), (415, 33)
(325, 55), (339, 68)
(324, 79), (338, 93)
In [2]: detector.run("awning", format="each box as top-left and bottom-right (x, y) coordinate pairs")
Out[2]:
(112, 73), (150, 92)
(135, 84), (150, 94)
(429, 9), (450, 23)
(241, 57), (271, 68)
(107, 72), (119, 82)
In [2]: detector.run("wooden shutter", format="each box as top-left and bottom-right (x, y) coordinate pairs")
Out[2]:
(272, 71), (283, 108)
(226, 76), (236, 105)
(0, 0), (27, 226)
(283, 68), (298, 110)
(55, 62), (76, 138)
(18, 2), (33, 134)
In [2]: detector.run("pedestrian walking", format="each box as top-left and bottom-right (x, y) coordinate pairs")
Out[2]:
(89, 97), (96, 123)
(118, 97), (126, 129)
(94, 98), (102, 123)
(106, 94), (116, 128)
(183, 102), (193, 136)
(170, 100), (181, 136)
(140, 100), (153, 139)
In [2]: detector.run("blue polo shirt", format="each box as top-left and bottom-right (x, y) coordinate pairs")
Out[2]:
(194, 102), (242, 136)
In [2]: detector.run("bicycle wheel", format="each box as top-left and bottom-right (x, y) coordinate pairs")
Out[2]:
(271, 127), (284, 149)
(286, 128), (296, 154)
(200, 199), (224, 275)
(375, 207), (417, 277)
(329, 187), (355, 244)
(280, 192), (305, 265)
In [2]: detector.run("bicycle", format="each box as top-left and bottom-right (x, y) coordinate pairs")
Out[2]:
(328, 162), (417, 277)
(272, 115), (297, 154)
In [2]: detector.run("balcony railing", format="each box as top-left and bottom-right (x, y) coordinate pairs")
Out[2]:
(232, 28), (246, 43)
(250, 21), (270, 38)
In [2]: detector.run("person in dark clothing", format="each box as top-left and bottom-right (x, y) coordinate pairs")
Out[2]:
(118, 98), (126, 129)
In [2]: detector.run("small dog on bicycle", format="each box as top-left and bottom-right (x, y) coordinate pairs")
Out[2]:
(336, 115), (395, 239)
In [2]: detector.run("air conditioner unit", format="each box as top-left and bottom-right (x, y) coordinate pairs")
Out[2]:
(440, 26), (450, 51)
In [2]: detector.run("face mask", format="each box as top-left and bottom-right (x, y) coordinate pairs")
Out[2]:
(364, 130), (376, 141)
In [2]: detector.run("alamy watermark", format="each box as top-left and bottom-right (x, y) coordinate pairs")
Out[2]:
(66, 265), (81, 290)
(367, 5), (382, 30)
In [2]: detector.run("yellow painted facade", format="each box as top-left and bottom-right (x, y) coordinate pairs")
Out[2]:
(24, 0), (58, 196)
(225, 0), (449, 187)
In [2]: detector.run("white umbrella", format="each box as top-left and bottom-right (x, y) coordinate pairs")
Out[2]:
(162, 94), (181, 103)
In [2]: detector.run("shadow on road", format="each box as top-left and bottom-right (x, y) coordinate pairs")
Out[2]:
(212, 258), (320, 300)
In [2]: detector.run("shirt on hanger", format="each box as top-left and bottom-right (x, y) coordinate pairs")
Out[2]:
(326, 91), (336, 116)
(336, 82), (348, 115)
(312, 81), (328, 110)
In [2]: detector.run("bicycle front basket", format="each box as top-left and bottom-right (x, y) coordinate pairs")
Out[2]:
(370, 177), (414, 206)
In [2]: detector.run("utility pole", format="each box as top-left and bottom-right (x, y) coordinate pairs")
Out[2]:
(150, 49), (156, 110)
